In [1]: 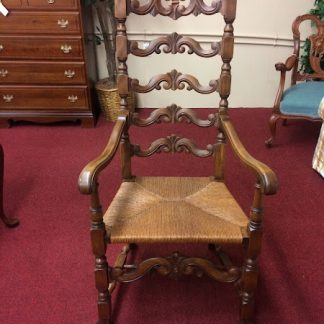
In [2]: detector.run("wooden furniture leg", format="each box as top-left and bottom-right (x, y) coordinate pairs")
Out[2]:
(0, 145), (19, 227)
(265, 114), (280, 147)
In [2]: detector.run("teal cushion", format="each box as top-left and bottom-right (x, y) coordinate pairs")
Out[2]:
(280, 81), (323, 118)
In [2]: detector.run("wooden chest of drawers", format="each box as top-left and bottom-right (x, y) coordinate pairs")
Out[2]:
(0, 0), (97, 127)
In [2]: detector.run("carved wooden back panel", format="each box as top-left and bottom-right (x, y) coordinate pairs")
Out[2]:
(292, 14), (324, 82)
(115, 0), (237, 160)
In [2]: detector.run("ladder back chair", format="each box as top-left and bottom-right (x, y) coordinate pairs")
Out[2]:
(79, 0), (278, 323)
(265, 14), (324, 147)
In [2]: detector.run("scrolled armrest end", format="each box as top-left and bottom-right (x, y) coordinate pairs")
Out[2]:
(275, 62), (287, 71)
(259, 169), (278, 195)
(78, 169), (94, 195)
(275, 55), (297, 72)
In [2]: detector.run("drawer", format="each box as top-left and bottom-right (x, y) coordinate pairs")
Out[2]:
(27, 0), (78, 10)
(0, 61), (86, 84)
(2, 0), (78, 11)
(0, 36), (83, 60)
(0, 12), (81, 34)
(0, 86), (89, 109)
(2, 0), (22, 9)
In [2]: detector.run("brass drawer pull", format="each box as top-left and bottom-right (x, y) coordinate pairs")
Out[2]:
(68, 95), (78, 103)
(0, 69), (8, 77)
(3, 95), (14, 103)
(0, 45), (3, 52)
(48, 0), (55, 3)
(57, 19), (69, 28)
(64, 70), (75, 78)
(60, 44), (72, 54)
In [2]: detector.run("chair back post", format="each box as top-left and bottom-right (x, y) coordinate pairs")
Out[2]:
(214, 130), (225, 180)
(116, 0), (133, 180)
(218, 0), (236, 115)
(291, 21), (301, 86)
(215, 0), (236, 180)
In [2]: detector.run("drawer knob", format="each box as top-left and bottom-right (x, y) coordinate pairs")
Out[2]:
(0, 69), (8, 77)
(57, 19), (69, 28)
(60, 44), (72, 54)
(0, 45), (3, 52)
(68, 95), (78, 103)
(64, 70), (75, 78)
(3, 95), (14, 103)
(48, 0), (55, 3)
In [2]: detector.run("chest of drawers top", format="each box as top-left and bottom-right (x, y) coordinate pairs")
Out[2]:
(0, 0), (97, 127)
(3, 0), (79, 10)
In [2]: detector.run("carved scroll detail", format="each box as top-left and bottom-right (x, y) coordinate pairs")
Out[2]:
(130, 69), (218, 94)
(176, 107), (217, 127)
(132, 105), (181, 125)
(111, 252), (241, 283)
(292, 14), (324, 74)
(132, 135), (215, 157)
(129, 32), (221, 57)
(132, 104), (217, 127)
(128, 0), (222, 20)
(309, 34), (324, 72)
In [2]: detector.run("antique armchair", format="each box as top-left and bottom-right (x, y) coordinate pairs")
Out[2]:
(79, 0), (278, 323)
(265, 14), (324, 147)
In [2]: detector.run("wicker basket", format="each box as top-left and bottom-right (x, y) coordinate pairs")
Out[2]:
(95, 78), (135, 121)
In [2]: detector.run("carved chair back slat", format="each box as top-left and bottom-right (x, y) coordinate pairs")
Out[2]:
(126, 0), (225, 20)
(129, 33), (221, 57)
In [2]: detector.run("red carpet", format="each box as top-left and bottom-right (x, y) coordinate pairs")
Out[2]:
(0, 108), (323, 323)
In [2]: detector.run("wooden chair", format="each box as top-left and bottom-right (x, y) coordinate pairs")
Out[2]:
(265, 14), (324, 147)
(78, 1), (278, 322)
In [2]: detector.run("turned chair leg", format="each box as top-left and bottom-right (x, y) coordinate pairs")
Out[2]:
(238, 260), (258, 324)
(238, 182), (263, 323)
(265, 114), (280, 147)
(94, 243), (112, 324)
(0, 145), (19, 227)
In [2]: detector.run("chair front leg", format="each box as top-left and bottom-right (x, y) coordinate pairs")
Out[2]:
(90, 184), (112, 324)
(265, 113), (281, 147)
(239, 182), (263, 323)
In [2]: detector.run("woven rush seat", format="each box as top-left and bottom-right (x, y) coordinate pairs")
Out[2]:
(104, 177), (249, 244)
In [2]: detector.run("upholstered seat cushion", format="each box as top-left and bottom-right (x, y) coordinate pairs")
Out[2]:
(280, 81), (324, 118)
(103, 177), (249, 244)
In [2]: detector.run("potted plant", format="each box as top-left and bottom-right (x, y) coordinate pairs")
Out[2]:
(90, 0), (135, 121)
(299, 0), (324, 74)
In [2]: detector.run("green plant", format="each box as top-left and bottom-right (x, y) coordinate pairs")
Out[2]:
(85, 0), (117, 83)
(299, 0), (324, 74)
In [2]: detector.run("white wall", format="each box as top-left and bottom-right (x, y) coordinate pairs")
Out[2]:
(95, 0), (314, 108)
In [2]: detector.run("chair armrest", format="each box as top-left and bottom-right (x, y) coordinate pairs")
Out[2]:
(273, 55), (298, 112)
(275, 54), (298, 72)
(78, 111), (129, 195)
(220, 116), (278, 195)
